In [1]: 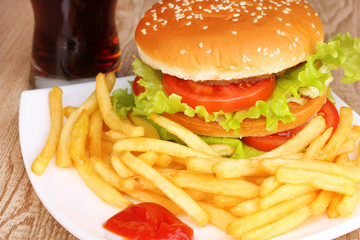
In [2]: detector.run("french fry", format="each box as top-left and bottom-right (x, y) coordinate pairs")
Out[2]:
(170, 170), (259, 199)
(213, 195), (245, 208)
(213, 153), (303, 179)
(227, 192), (316, 238)
(124, 190), (182, 216)
(335, 154), (352, 166)
(309, 190), (334, 216)
(129, 115), (160, 139)
(96, 73), (144, 137)
(337, 185), (360, 217)
(101, 140), (114, 155)
(56, 72), (115, 167)
(121, 175), (161, 194)
(259, 176), (281, 197)
(259, 158), (360, 183)
(260, 184), (316, 210)
(241, 206), (311, 240)
(276, 167), (356, 195)
(110, 152), (135, 178)
(356, 141), (360, 167)
(327, 194), (343, 218)
(259, 116), (326, 159)
(73, 157), (132, 209)
(63, 105), (77, 118)
(245, 176), (269, 186)
(186, 157), (222, 173)
(88, 110), (103, 159)
(155, 153), (173, 167)
(32, 87), (63, 176)
(197, 201), (237, 231)
(317, 107), (353, 161)
(137, 151), (157, 166)
(349, 125), (360, 140)
(303, 127), (332, 161)
(336, 137), (356, 155)
(230, 197), (260, 217)
(90, 156), (123, 190)
(113, 137), (214, 159)
(210, 144), (236, 157)
(150, 113), (219, 156)
(184, 189), (212, 201)
(69, 110), (89, 165)
(213, 158), (270, 179)
(120, 151), (209, 226)
(103, 130), (127, 142)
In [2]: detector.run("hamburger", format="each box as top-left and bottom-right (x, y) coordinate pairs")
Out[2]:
(113, 0), (360, 157)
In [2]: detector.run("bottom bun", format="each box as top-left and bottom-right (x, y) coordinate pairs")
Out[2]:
(163, 91), (328, 138)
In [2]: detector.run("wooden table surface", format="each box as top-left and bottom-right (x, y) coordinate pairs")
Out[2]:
(0, 0), (359, 239)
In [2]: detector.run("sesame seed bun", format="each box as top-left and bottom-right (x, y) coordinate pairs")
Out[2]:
(135, 0), (324, 81)
(163, 89), (328, 137)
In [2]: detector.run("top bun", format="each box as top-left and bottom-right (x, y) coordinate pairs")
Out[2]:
(135, 0), (324, 81)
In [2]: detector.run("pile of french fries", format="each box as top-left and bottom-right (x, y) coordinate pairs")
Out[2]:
(32, 72), (360, 240)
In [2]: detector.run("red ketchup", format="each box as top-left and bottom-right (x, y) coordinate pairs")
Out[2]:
(103, 202), (193, 240)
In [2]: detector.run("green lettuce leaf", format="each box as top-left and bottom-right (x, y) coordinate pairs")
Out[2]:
(112, 33), (360, 134)
(199, 136), (264, 159)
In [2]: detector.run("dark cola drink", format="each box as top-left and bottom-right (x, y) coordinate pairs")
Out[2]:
(30, 0), (121, 88)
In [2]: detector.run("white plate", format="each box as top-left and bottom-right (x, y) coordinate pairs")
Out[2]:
(19, 76), (360, 240)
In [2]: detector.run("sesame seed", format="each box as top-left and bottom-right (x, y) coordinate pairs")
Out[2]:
(141, 29), (147, 35)
(245, 66), (251, 70)
(232, 18), (239, 22)
(199, 42), (203, 48)
(206, 49), (212, 54)
(295, 36), (299, 42)
(203, 26), (208, 30)
(311, 23), (316, 28)
(269, 53), (275, 58)
(145, 22), (150, 26)
(180, 49), (186, 54)
(254, 19), (258, 23)
(230, 65), (236, 70)
(277, 17), (283, 21)
(231, 31), (238, 35)
(186, 22), (191, 26)
(242, 55), (251, 63)
(285, 23), (291, 27)
(257, 47), (262, 53)
(233, 13), (240, 17)
(292, 57), (296, 61)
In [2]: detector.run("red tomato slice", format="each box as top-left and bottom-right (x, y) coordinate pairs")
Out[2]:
(162, 74), (276, 113)
(242, 99), (339, 152)
(133, 76), (146, 95)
